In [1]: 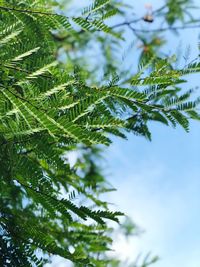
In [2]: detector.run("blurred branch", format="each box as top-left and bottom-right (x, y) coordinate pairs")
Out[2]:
(112, 4), (166, 29)
(126, 22), (200, 33)
(112, 2), (200, 34)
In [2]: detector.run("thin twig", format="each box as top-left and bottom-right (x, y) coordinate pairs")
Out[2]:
(1, 64), (52, 79)
(0, 5), (59, 16)
(127, 23), (200, 33)
(0, 85), (47, 112)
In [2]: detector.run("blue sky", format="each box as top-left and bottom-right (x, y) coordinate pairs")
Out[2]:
(47, 1), (200, 266)
(106, 121), (200, 267)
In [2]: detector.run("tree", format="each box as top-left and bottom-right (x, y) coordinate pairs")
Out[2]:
(0, 0), (200, 266)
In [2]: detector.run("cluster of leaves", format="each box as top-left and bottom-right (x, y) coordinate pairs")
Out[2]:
(0, 0), (200, 266)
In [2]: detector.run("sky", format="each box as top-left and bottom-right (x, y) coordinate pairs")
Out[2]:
(106, 121), (200, 267)
(47, 1), (200, 266)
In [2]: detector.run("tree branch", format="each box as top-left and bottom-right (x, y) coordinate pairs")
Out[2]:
(0, 5), (59, 16)
(1, 64), (52, 79)
(126, 23), (200, 33)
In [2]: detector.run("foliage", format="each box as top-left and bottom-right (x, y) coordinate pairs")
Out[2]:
(0, 0), (200, 266)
